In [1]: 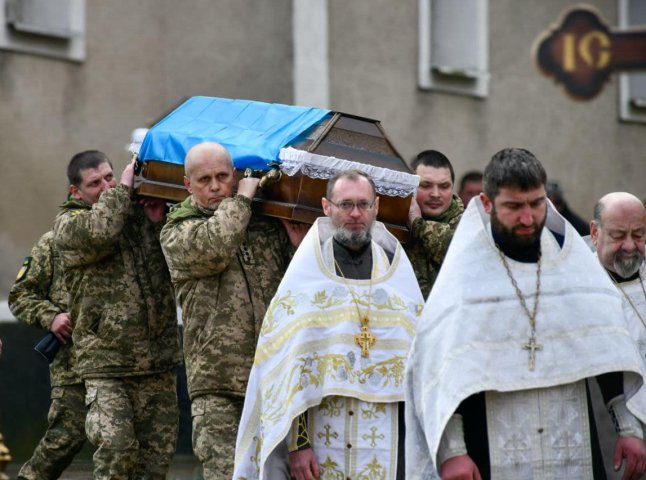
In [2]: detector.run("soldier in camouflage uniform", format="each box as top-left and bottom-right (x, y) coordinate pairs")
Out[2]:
(160, 142), (303, 479)
(8, 230), (87, 479)
(404, 150), (464, 298)
(53, 150), (181, 480)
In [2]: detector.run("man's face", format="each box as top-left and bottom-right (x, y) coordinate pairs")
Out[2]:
(70, 162), (117, 205)
(459, 179), (483, 208)
(322, 176), (379, 249)
(415, 165), (453, 218)
(184, 154), (236, 209)
(482, 185), (547, 249)
(591, 202), (645, 278)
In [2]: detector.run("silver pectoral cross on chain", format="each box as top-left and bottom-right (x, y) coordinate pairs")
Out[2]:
(523, 334), (543, 371)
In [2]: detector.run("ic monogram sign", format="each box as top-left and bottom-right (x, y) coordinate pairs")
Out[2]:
(533, 5), (646, 100)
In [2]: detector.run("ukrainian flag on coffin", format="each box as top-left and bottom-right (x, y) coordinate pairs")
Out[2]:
(137, 96), (331, 170)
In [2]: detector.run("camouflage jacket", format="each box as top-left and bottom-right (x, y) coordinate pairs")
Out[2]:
(53, 184), (181, 379)
(404, 195), (464, 299)
(160, 194), (292, 400)
(8, 231), (81, 387)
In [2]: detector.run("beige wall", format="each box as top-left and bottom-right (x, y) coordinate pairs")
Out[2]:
(327, 0), (645, 223)
(1, 0), (644, 294)
(0, 1), (293, 293)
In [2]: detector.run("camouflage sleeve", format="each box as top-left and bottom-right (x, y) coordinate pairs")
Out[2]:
(410, 215), (462, 265)
(8, 232), (62, 330)
(161, 195), (253, 280)
(53, 184), (132, 267)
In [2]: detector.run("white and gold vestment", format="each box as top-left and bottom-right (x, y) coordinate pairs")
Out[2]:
(234, 218), (423, 479)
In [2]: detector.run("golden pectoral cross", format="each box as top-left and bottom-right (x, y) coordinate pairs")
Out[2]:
(523, 334), (543, 371)
(355, 317), (376, 357)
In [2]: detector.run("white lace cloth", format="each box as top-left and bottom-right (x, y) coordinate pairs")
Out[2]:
(279, 147), (420, 197)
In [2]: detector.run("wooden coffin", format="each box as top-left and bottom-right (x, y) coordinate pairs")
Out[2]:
(135, 112), (414, 242)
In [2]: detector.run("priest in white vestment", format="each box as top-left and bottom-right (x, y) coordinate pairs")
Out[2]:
(406, 149), (646, 480)
(234, 170), (423, 480)
(591, 192), (646, 477)
(591, 192), (646, 352)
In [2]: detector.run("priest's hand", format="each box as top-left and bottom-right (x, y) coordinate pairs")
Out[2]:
(289, 447), (320, 480)
(614, 435), (646, 480)
(440, 454), (482, 480)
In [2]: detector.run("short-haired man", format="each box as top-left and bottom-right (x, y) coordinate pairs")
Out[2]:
(160, 142), (303, 479)
(9, 231), (86, 479)
(234, 169), (424, 480)
(406, 149), (463, 298)
(406, 148), (646, 479)
(53, 150), (181, 479)
(458, 170), (483, 208)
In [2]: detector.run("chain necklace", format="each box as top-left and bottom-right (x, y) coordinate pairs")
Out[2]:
(496, 246), (543, 371)
(608, 271), (646, 329)
(333, 258), (376, 357)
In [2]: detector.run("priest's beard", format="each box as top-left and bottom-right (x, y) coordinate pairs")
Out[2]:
(613, 250), (643, 278)
(490, 208), (546, 250)
(333, 227), (372, 250)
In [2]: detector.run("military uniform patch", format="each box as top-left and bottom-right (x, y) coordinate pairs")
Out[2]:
(16, 256), (31, 282)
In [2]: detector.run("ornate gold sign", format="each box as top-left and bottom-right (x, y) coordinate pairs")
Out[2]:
(534, 4), (646, 100)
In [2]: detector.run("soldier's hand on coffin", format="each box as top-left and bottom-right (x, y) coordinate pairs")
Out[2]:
(614, 435), (646, 480)
(281, 219), (310, 248)
(140, 197), (167, 223)
(120, 159), (136, 189)
(237, 176), (261, 200)
(408, 195), (422, 225)
(51, 312), (72, 344)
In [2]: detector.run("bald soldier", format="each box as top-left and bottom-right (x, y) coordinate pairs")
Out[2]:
(160, 142), (305, 479)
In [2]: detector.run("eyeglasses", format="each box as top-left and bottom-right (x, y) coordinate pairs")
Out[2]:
(327, 199), (375, 211)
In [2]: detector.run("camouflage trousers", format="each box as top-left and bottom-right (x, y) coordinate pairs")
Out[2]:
(85, 371), (178, 480)
(17, 384), (86, 480)
(191, 394), (244, 480)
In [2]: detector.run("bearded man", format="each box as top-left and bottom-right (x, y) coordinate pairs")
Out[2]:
(234, 169), (424, 480)
(406, 148), (646, 480)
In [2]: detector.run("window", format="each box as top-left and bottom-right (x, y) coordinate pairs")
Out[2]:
(0, 0), (85, 62)
(418, 0), (489, 98)
(618, 0), (646, 123)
